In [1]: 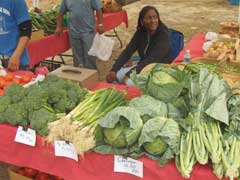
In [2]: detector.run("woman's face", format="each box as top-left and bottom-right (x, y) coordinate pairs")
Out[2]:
(143, 9), (159, 33)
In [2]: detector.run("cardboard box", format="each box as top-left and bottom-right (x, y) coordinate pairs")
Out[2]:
(30, 29), (44, 42)
(8, 166), (32, 180)
(50, 65), (98, 90)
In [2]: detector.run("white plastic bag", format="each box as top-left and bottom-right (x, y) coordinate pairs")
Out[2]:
(202, 41), (213, 52)
(205, 32), (218, 41)
(88, 33), (114, 61)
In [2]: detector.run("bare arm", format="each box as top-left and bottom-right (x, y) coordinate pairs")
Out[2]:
(96, 9), (104, 34)
(8, 36), (29, 71)
(55, 13), (64, 35)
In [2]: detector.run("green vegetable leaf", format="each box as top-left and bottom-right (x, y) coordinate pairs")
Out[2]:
(129, 95), (168, 120)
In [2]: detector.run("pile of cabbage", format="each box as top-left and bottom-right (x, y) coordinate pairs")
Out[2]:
(95, 65), (187, 166)
(94, 64), (240, 179)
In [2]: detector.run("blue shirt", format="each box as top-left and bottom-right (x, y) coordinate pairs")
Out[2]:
(0, 0), (31, 65)
(59, 0), (102, 37)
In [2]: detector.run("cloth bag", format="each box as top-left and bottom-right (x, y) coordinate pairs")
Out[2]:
(88, 33), (114, 61)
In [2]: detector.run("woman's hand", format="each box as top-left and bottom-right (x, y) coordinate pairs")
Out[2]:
(106, 71), (117, 83)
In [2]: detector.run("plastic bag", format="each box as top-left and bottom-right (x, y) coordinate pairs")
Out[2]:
(202, 41), (213, 52)
(88, 33), (114, 61)
(205, 32), (218, 41)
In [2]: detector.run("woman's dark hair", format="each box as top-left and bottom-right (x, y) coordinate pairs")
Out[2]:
(137, 6), (162, 30)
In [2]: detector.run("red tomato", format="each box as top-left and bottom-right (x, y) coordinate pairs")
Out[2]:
(5, 72), (14, 81)
(0, 78), (6, 89)
(24, 167), (38, 177)
(12, 77), (21, 84)
(0, 89), (3, 96)
(20, 74), (32, 84)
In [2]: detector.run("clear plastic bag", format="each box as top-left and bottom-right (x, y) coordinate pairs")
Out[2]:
(88, 33), (114, 61)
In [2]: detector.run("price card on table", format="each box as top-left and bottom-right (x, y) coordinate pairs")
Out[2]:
(114, 155), (143, 178)
(14, 126), (36, 147)
(54, 141), (78, 162)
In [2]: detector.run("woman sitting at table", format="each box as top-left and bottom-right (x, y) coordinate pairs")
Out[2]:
(106, 5), (171, 86)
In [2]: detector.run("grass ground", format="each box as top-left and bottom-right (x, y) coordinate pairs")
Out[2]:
(0, 0), (238, 179)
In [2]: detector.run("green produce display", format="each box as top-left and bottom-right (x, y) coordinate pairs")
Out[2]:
(2, 61), (240, 180)
(213, 94), (240, 180)
(29, 5), (59, 35)
(47, 88), (127, 155)
(0, 75), (88, 136)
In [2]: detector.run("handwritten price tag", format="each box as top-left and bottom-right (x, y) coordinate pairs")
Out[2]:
(114, 155), (143, 178)
(14, 126), (36, 147)
(54, 141), (78, 162)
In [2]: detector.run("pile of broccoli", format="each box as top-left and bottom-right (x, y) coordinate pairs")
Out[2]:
(0, 75), (88, 136)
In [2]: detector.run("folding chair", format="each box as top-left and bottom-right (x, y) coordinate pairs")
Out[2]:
(168, 28), (184, 61)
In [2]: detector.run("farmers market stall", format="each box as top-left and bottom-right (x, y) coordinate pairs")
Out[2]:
(27, 10), (128, 67)
(1, 31), (240, 180)
(0, 83), (231, 180)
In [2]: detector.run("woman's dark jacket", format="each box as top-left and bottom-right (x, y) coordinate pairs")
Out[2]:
(111, 23), (171, 77)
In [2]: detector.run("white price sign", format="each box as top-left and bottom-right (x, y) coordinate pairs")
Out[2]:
(14, 126), (36, 147)
(114, 155), (143, 178)
(54, 141), (78, 162)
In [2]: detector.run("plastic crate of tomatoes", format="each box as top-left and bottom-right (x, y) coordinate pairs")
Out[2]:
(8, 166), (64, 180)
(0, 71), (33, 96)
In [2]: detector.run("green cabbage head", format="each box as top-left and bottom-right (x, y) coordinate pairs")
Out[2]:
(98, 107), (143, 148)
(143, 136), (168, 155)
(139, 117), (180, 156)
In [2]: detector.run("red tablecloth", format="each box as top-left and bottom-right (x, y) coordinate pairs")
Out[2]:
(0, 82), (229, 180)
(27, 10), (128, 67)
(172, 34), (206, 64)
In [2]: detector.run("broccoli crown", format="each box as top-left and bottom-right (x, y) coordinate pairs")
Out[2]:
(0, 113), (4, 123)
(38, 75), (88, 113)
(0, 96), (11, 113)
(66, 83), (88, 104)
(29, 108), (57, 135)
(47, 87), (67, 105)
(53, 98), (76, 113)
(23, 85), (49, 112)
(3, 103), (28, 126)
(4, 83), (26, 103)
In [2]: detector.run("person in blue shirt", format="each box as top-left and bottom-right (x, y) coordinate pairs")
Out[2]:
(55, 0), (104, 70)
(0, 0), (32, 71)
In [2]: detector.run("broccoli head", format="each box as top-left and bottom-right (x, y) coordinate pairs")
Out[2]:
(3, 103), (28, 126)
(53, 98), (76, 113)
(0, 113), (4, 123)
(47, 87), (67, 105)
(29, 108), (57, 136)
(66, 82), (88, 104)
(23, 85), (49, 112)
(0, 96), (11, 113)
(4, 83), (26, 103)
